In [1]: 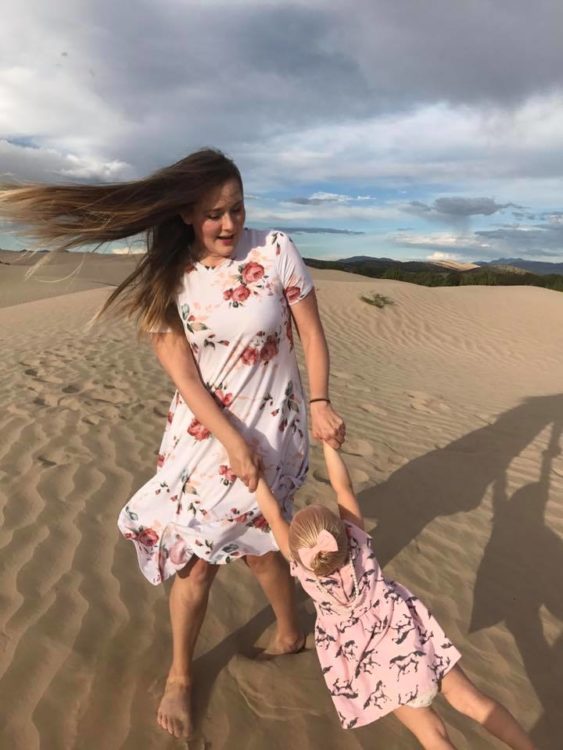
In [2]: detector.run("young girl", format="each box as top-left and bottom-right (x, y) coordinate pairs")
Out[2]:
(255, 443), (536, 750)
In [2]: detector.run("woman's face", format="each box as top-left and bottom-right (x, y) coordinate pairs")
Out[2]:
(184, 178), (245, 261)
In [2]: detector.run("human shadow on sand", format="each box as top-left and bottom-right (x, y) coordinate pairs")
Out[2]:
(357, 393), (563, 749)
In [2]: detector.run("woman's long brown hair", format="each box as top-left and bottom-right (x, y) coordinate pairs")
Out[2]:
(0, 148), (242, 332)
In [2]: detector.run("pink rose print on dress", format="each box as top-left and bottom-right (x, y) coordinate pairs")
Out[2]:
(242, 261), (265, 284)
(247, 514), (270, 532)
(169, 537), (190, 565)
(219, 465), (237, 485)
(241, 346), (259, 365)
(260, 335), (279, 364)
(188, 418), (211, 441)
(214, 388), (233, 407)
(232, 285), (251, 303)
(285, 285), (302, 304)
(157, 453), (165, 469)
(223, 289), (233, 300)
(138, 528), (159, 547)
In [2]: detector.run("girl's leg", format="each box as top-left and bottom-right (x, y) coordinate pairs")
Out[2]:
(440, 666), (536, 750)
(157, 557), (219, 739)
(245, 551), (304, 654)
(394, 704), (456, 749)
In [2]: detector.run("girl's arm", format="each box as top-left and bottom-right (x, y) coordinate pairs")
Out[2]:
(322, 443), (365, 529)
(289, 292), (346, 449)
(151, 331), (261, 490)
(255, 478), (291, 560)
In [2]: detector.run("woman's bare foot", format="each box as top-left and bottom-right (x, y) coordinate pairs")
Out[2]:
(255, 631), (307, 659)
(157, 677), (193, 739)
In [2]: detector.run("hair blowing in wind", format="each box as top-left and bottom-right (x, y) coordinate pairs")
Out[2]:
(0, 148), (242, 332)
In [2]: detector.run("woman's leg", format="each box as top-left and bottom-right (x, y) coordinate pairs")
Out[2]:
(157, 557), (219, 739)
(394, 704), (456, 749)
(440, 666), (536, 750)
(245, 551), (304, 654)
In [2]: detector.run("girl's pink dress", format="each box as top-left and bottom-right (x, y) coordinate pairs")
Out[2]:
(290, 522), (461, 729)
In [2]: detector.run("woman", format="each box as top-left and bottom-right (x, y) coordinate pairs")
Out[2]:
(0, 148), (345, 739)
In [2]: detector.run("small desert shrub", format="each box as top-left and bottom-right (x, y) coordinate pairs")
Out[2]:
(360, 292), (394, 308)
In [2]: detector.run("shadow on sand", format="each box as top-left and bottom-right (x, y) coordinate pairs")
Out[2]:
(358, 394), (563, 748)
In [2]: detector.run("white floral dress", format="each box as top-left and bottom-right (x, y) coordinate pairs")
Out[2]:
(118, 229), (314, 584)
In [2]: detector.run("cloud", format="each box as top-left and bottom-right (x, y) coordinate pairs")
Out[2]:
(391, 218), (563, 261)
(287, 192), (376, 205)
(275, 226), (364, 235)
(405, 197), (521, 219)
(2, 1), (563, 189)
(2, 0), (563, 265)
(0, 139), (132, 183)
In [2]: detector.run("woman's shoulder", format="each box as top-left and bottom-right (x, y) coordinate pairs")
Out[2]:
(243, 227), (293, 251)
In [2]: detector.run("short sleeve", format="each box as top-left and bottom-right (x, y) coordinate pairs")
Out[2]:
(273, 232), (314, 305)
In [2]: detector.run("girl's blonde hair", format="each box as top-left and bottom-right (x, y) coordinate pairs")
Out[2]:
(289, 505), (348, 577)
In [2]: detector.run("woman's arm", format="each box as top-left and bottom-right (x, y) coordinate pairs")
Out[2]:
(322, 443), (364, 529)
(289, 291), (346, 449)
(255, 478), (291, 559)
(151, 331), (261, 490)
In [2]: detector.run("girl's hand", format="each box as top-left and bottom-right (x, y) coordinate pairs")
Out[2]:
(310, 402), (346, 449)
(227, 438), (262, 492)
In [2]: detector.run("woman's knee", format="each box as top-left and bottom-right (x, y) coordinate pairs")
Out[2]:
(178, 556), (218, 586)
(244, 550), (280, 574)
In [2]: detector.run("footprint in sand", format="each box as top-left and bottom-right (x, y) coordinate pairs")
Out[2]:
(82, 415), (101, 426)
(33, 394), (59, 408)
(227, 650), (321, 720)
(37, 455), (58, 468)
(331, 369), (353, 381)
(341, 438), (373, 458)
(62, 384), (81, 394)
(58, 396), (83, 412)
(476, 413), (494, 424)
(360, 402), (388, 417)
(313, 466), (370, 485)
(406, 391), (451, 415)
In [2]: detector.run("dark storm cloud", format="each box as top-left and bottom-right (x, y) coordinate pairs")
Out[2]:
(3, 0), (563, 188)
(406, 197), (521, 219)
(476, 223), (563, 254)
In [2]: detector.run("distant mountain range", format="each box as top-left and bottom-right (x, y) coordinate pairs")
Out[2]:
(326, 255), (563, 276)
(303, 254), (563, 293)
(475, 258), (563, 275)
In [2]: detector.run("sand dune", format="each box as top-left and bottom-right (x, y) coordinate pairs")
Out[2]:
(0, 254), (562, 749)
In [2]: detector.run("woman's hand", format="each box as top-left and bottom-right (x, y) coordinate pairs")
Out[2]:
(310, 402), (346, 450)
(227, 438), (262, 492)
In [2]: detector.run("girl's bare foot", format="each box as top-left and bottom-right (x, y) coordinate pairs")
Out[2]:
(157, 677), (193, 739)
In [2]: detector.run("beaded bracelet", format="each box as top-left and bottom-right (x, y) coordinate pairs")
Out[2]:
(309, 398), (331, 404)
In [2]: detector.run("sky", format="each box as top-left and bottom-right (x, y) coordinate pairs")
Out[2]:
(1, 0), (563, 262)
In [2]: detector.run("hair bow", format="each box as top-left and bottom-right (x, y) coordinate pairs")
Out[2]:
(298, 529), (338, 569)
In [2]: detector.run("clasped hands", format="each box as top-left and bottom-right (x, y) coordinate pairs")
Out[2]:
(227, 402), (346, 492)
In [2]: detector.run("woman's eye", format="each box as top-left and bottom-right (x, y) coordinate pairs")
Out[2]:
(207, 214), (221, 221)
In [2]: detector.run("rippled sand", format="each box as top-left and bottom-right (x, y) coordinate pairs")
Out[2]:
(1, 251), (562, 748)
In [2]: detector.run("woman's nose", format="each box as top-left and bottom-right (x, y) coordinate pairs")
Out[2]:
(222, 212), (234, 231)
